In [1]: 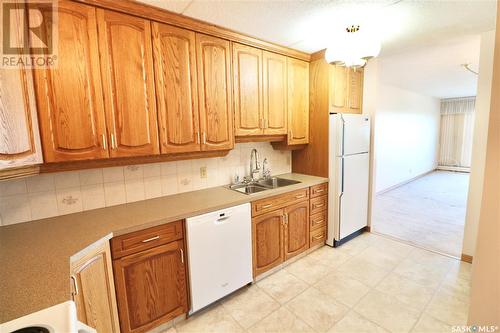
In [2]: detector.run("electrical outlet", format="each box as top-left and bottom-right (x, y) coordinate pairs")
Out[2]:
(200, 166), (207, 179)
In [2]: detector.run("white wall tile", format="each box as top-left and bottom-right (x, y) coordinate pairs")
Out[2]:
(26, 174), (55, 193)
(144, 177), (162, 199)
(0, 143), (291, 225)
(0, 194), (31, 225)
(81, 184), (105, 210)
(54, 171), (80, 190)
(104, 181), (126, 206)
(103, 167), (124, 183)
(0, 179), (27, 197)
(29, 191), (58, 220)
(56, 187), (83, 215)
(125, 179), (146, 203)
(79, 169), (103, 186)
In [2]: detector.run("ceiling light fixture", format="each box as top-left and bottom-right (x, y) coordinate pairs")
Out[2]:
(325, 24), (381, 68)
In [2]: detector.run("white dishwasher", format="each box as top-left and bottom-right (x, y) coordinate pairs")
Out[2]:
(186, 203), (253, 314)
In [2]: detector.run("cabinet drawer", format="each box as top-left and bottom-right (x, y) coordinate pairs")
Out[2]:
(310, 210), (327, 231)
(252, 188), (309, 217)
(310, 227), (326, 247)
(310, 183), (328, 198)
(111, 220), (183, 259)
(310, 195), (327, 215)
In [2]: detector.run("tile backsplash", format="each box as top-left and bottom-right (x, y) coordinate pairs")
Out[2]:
(0, 143), (291, 226)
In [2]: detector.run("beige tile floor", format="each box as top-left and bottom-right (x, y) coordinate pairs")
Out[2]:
(163, 232), (471, 333)
(372, 171), (470, 257)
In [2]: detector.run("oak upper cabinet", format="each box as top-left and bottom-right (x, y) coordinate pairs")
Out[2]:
(329, 65), (363, 114)
(232, 43), (263, 136)
(287, 58), (309, 145)
(196, 33), (234, 151)
(263, 51), (287, 135)
(329, 65), (348, 112)
(34, 1), (108, 162)
(347, 68), (364, 113)
(113, 240), (188, 333)
(70, 240), (120, 333)
(152, 23), (200, 154)
(0, 2), (42, 170)
(252, 209), (285, 277)
(284, 200), (309, 260)
(97, 9), (160, 157)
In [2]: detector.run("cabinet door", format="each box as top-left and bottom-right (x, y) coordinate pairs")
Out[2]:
(287, 58), (309, 145)
(252, 209), (284, 277)
(263, 51), (287, 135)
(284, 200), (309, 260)
(196, 33), (234, 151)
(71, 241), (120, 333)
(347, 68), (363, 114)
(0, 2), (42, 169)
(233, 43), (263, 136)
(113, 240), (188, 333)
(152, 23), (201, 154)
(329, 65), (348, 112)
(97, 10), (159, 158)
(33, 1), (108, 162)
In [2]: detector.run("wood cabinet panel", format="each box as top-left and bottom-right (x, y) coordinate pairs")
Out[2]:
(252, 209), (284, 277)
(71, 241), (120, 333)
(34, 1), (108, 162)
(98, 9), (159, 157)
(310, 195), (327, 215)
(0, 2), (42, 169)
(263, 51), (287, 135)
(310, 226), (327, 247)
(329, 65), (348, 111)
(287, 58), (309, 145)
(310, 183), (328, 198)
(347, 69), (363, 113)
(284, 201), (309, 260)
(152, 23), (201, 154)
(310, 210), (327, 231)
(196, 33), (234, 151)
(252, 188), (309, 217)
(233, 43), (263, 136)
(113, 240), (188, 333)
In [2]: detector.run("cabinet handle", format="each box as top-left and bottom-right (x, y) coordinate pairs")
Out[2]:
(202, 132), (206, 144)
(261, 204), (273, 209)
(312, 234), (324, 240)
(180, 248), (184, 264)
(314, 203), (324, 208)
(102, 134), (107, 150)
(265, 119), (269, 129)
(196, 132), (200, 144)
(70, 275), (79, 296)
(295, 194), (306, 199)
(315, 189), (324, 193)
(141, 235), (160, 243)
(111, 133), (117, 149)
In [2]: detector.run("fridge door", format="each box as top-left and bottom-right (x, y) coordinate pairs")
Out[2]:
(342, 114), (370, 155)
(338, 153), (369, 240)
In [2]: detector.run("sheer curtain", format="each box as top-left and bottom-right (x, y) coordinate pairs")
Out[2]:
(438, 97), (475, 170)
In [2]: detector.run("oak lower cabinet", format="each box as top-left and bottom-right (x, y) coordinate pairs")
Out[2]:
(251, 188), (310, 277)
(70, 239), (120, 333)
(309, 183), (328, 247)
(111, 222), (188, 333)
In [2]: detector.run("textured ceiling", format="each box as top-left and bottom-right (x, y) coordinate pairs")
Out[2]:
(137, 0), (496, 56)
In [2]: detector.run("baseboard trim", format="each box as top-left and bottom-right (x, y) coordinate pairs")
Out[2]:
(461, 253), (473, 263)
(437, 166), (471, 173)
(376, 169), (435, 195)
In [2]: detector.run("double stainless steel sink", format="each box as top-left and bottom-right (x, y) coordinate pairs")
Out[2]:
(229, 177), (301, 195)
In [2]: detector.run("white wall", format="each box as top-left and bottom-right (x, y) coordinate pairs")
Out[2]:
(462, 30), (496, 256)
(0, 142), (291, 226)
(372, 83), (441, 193)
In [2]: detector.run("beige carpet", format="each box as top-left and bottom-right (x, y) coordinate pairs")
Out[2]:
(372, 171), (470, 257)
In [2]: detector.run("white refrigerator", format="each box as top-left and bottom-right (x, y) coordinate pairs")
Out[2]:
(327, 113), (371, 247)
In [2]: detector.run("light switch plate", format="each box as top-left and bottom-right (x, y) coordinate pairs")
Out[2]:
(200, 166), (207, 179)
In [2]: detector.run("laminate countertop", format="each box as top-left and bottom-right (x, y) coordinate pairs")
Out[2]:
(0, 173), (327, 323)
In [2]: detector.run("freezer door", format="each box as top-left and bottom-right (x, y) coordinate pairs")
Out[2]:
(342, 114), (370, 155)
(339, 153), (369, 240)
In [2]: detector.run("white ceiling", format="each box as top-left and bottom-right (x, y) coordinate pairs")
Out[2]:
(137, 0), (496, 56)
(377, 35), (482, 99)
(138, 0), (496, 99)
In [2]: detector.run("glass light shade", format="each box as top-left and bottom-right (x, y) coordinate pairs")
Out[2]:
(325, 26), (381, 67)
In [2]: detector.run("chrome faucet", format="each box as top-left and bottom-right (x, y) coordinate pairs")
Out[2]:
(249, 148), (261, 181)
